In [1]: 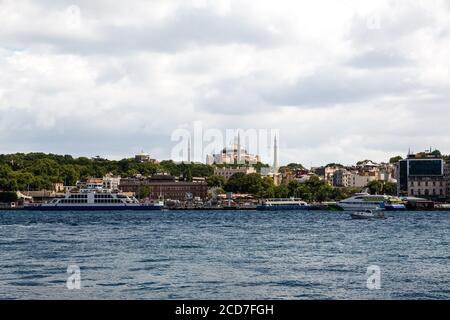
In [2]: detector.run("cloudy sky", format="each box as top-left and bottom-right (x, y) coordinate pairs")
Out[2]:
(1, 0), (450, 166)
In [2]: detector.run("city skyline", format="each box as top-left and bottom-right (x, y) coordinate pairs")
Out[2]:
(1, 1), (450, 165)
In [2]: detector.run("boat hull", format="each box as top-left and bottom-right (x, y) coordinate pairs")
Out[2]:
(384, 204), (406, 211)
(338, 203), (383, 211)
(24, 205), (164, 211)
(256, 205), (312, 211)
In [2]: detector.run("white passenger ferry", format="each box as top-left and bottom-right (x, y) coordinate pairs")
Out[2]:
(339, 193), (406, 211)
(24, 187), (164, 211)
(256, 198), (312, 211)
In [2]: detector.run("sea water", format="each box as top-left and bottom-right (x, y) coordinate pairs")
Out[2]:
(0, 210), (449, 299)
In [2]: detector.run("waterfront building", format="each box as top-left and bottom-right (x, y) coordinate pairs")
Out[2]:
(378, 163), (397, 183)
(295, 173), (317, 184)
(314, 160), (396, 188)
(76, 175), (121, 191)
(214, 167), (256, 181)
(356, 160), (397, 183)
(312, 165), (343, 185)
(260, 170), (282, 186)
(333, 169), (377, 188)
(119, 175), (208, 201)
(82, 178), (103, 189)
(103, 174), (121, 190)
(397, 151), (447, 201)
(53, 183), (65, 193)
(279, 166), (314, 185)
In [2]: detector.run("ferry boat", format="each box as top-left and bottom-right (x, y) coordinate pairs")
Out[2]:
(24, 187), (164, 211)
(256, 198), (312, 211)
(383, 198), (407, 211)
(339, 193), (406, 211)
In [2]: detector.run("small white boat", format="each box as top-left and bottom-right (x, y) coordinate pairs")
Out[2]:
(350, 209), (386, 220)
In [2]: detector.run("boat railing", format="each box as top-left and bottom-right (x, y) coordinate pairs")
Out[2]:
(264, 198), (305, 202)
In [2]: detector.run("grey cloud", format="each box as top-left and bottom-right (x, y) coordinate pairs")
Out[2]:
(346, 49), (411, 69)
(0, 106), (174, 159)
(263, 66), (417, 107)
(1, 5), (281, 55)
(195, 63), (420, 114)
(196, 78), (272, 115)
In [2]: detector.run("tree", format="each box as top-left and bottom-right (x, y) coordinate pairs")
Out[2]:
(366, 180), (397, 196)
(224, 173), (246, 193)
(257, 177), (275, 198)
(315, 184), (333, 202)
(331, 187), (362, 201)
(288, 180), (301, 195)
(356, 160), (372, 166)
(325, 163), (343, 168)
(431, 150), (442, 157)
(137, 186), (152, 200)
(293, 184), (313, 202)
(367, 180), (384, 195)
(275, 185), (290, 198)
(30, 158), (61, 177)
(383, 182), (397, 196)
(61, 165), (80, 185)
(206, 175), (226, 188)
(389, 156), (403, 164)
(242, 173), (263, 194)
(253, 162), (270, 174)
(280, 163), (305, 172)
(186, 167), (193, 182)
(160, 160), (182, 176)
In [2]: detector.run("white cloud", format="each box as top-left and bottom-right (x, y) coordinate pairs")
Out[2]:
(1, 0), (450, 165)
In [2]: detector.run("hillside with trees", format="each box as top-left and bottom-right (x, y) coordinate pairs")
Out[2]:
(0, 153), (215, 191)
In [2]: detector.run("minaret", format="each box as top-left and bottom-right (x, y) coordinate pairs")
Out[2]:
(237, 131), (242, 164)
(187, 138), (191, 163)
(273, 135), (279, 171)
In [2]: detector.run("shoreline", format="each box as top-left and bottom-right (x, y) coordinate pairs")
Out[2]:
(1, 207), (450, 212)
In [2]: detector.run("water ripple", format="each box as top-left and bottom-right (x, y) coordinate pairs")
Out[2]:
(0, 210), (449, 299)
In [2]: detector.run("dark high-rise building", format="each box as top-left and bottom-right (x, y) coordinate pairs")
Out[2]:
(397, 151), (446, 201)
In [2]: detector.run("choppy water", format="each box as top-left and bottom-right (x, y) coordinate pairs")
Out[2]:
(0, 210), (449, 300)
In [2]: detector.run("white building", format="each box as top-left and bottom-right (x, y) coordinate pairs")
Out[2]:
(206, 133), (261, 165)
(333, 169), (377, 188)
(103, 174), (121, 190)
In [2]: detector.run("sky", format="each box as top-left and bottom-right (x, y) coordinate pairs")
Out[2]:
(1, 0), (450, 166)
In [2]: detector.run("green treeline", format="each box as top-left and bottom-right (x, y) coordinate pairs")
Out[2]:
(0, 153), (214, 191)
(208, 173), (365, 201)
(0, 153), (398, 201)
